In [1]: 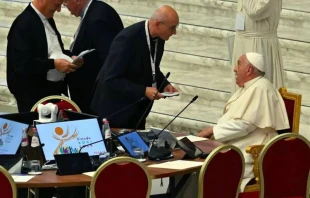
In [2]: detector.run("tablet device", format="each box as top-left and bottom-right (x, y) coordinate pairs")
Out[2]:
(177, 137), (206, 159)
(116, 131), (149, 157)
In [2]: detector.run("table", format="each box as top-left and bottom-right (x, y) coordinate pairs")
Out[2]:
(16, 138), (220, 197)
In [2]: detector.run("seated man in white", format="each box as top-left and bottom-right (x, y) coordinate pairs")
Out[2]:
(198, 52), (289, 191)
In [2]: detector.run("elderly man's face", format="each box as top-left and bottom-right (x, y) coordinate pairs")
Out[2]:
(234, 55), (252, 87)
(41, 0), (63, 18)
(157, 17), (179, 41)
(63, 0), (81, 17)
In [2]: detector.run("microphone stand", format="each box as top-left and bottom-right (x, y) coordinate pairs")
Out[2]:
(148, 95), (199, 161)
(78, 140), (104, 153)
(135, 72), (170, 130)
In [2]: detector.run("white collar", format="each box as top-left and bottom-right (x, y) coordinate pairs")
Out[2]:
(30, 3), (47, 21)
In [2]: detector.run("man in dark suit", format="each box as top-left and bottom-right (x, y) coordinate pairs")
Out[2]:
(7, 0), (80, 112)
(64, 0), (123, 114)
(91, 5), (179, 129)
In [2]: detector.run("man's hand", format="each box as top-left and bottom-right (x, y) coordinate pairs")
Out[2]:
(54, 59), (78, 73)
(71, 56), (84, 68)
(164, 84), (178, 93)
(198, 127), (213, 138)
(145, 87), (163, 100)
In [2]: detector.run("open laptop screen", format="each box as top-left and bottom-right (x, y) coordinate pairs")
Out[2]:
(0, 118), (29, 154)
(36, 118), (106, 161)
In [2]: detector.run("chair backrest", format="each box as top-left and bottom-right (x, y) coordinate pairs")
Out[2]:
(198, 145), (245, 198)
(30, 95), (81, 113)
(259, 133), (310, 198)
(278, 87), (302, 134)
(0, 165), (17, 198)
(90, 157), (152, 198)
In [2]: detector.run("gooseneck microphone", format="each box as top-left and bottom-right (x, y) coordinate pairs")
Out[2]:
(135, 72), (170, 129)
(155, 95), (198, 139)
(148, 95), (199, 160)
(78, 140), (104, 153)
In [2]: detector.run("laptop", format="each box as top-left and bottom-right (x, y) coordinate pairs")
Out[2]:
(64, 110), (102, 130)
(116, 131), (149, 157)
(0, 154), (24, 174)
(36, 118), (107, 161)
(0, 118), (30, 154)
(54, 153), (93, 175)
(177, 137), (208, 159)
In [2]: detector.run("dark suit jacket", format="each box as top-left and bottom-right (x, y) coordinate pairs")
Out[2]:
(66, 0), (123, 113)
(6, 4), (71, 106)
(91, 21), (169, 129)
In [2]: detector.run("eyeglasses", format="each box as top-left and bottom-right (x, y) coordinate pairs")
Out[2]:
(160, 21), (179, 32)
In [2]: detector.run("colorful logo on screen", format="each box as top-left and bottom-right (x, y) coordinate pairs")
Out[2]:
(0, 122), (12, 146)
(58, 145), (79, 154)
(53, 126), (78, 155)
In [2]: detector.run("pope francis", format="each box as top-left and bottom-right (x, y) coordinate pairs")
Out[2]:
(198, 52), (289, 191)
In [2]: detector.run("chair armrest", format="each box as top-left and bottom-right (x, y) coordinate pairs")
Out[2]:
(246, 145), (265, 183)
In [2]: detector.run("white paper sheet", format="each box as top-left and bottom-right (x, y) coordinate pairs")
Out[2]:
(83, 171), (95, 177)
(148, 160), (204, 170)
(176, 135), (208, 142)
(12, 175), (35, 182)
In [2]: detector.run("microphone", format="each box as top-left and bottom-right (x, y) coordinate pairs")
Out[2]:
(78, 139), (104, 153)
(135, 72), (170, 129)
(156, 95), (198, 138)
(147, 95), (199, 161)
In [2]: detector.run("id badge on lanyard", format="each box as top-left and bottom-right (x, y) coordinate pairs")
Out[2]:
(145, 20), (158, 88)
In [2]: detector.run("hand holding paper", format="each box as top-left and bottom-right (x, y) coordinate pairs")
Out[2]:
(72, 49), (95, 64)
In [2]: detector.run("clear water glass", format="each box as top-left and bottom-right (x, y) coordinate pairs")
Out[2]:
(133, 148), (144, 159)
(29, 160), (41, 172)
(99, 152), (110, 163)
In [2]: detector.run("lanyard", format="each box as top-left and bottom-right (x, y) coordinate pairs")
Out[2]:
(145, 20), (158, 87)
(70, 0), (93, 51)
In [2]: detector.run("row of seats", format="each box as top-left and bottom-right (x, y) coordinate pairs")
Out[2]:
(1, 132), (309, 198)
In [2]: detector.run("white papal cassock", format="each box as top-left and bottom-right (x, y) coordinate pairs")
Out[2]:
(231, 0), (284, 92)
(214, 76), (289, 191)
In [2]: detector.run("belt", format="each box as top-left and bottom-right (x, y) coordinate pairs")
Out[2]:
(236, 31), (277, 39)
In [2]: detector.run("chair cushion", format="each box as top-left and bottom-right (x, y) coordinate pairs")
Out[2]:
(94, 162), (148, 198)
(0, 172), (13, 198)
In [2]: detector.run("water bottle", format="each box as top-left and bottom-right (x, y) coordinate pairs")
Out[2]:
(58, 110), (64, 121)
(31, 127), (40, 148)
(102, 118), (113, 156)
(20, 127), (28, 156)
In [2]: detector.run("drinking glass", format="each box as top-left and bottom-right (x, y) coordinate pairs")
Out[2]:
(133, 148), (144, 159)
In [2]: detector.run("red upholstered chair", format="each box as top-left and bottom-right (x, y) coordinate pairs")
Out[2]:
(30, 95), (81, 113)
(242, 87), (302, 193)
(90, 157), (152, 198)
(240, 133), (310, 198)
(0, 165), (17, 198)
(258, 133), (310, 198)
(278, 87), (302, 134)
(198, 145), (244, 198)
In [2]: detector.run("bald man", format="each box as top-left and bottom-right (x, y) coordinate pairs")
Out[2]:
(198, 52), (289, 191)
(91, 5), (179, 129)
(7, 0), (80, 112)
